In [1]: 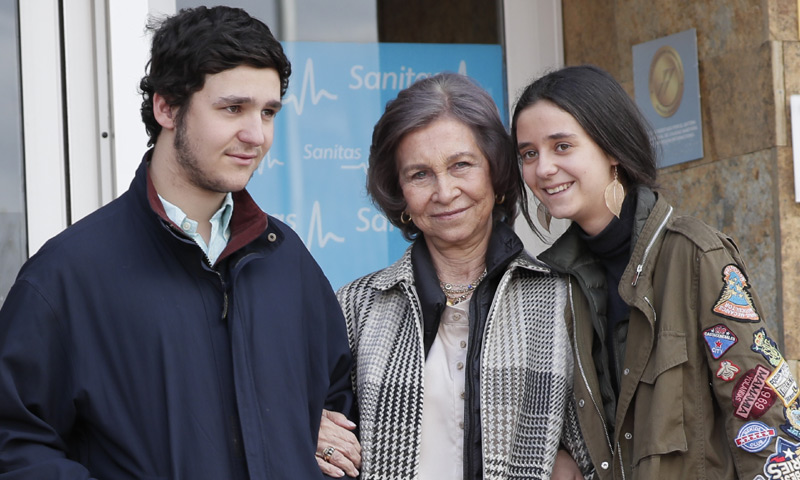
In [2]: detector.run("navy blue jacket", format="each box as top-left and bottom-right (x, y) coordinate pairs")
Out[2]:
(0, 156), (353, 479)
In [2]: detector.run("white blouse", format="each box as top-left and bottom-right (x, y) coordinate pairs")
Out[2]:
(418, 300), (470, 480)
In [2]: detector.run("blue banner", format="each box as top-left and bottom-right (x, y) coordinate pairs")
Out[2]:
(248, 42), (505, 289)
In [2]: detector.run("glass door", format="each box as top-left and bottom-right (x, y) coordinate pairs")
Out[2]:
(0, 1), (27, 304)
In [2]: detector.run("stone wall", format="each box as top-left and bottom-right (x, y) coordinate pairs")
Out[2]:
(562, 0), (800, 355)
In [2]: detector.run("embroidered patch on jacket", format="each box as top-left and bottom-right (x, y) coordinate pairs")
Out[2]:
(763, 437), (800, 479)
(733, 365), (777, 420)
(712, 264), (760, 322)
(717, 360), (740, 381)
(752, 328), (784, 368)
(780, 402), (800, 441)
(768, 359), (800, 408)
(703, 324), (738, 359)
(735, 421), (776, 452)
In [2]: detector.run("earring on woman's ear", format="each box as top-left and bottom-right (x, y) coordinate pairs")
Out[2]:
(495, 194), (505, 205)
(400, 211), (412, 225)
(604, 165), (625, 219)
(536, 201), (552, 233)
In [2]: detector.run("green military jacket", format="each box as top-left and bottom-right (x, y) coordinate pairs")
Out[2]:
(541, 188), (800, 479)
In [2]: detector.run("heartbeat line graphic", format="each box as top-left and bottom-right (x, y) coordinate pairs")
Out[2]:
(306, 200), (345, 249)
(257, 153), (284, 174)
(283, 58), (338, 116)
(341, 163), (368, 174)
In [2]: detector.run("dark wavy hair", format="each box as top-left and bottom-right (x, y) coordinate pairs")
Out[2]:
(367, 73), (519, 241)
(511, 64), (659, 239)
(139, 6), (291, 146)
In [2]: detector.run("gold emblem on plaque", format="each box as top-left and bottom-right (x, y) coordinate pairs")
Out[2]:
(648, 45), (684, 117)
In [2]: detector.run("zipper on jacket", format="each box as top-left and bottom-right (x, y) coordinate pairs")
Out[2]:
(206, 255), (229, 320)
(221, 253), (263, 321)
(165, 221), (230, 320)
(616, 440), (626, 480)
(568, 281), (614, 452)
(643, 296), (656, 322)
(631, 206), (673, 286)
(220, 287), (229, 320)
(200, 250), (229, 320)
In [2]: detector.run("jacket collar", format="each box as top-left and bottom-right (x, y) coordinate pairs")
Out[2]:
(369, 221), (531, 292)
(370, 221), (545, 355)
(538, 186), (674, 315)
(539, 186), (659, 276)
(620, 189), (674, 292)
(132, 150), (269, 263)
(630, 186), (658, 253)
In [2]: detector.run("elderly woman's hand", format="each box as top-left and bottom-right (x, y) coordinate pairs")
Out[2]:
(316, 409), (361, 478)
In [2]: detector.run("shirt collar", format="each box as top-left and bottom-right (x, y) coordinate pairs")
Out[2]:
(157, 192), (234, 264)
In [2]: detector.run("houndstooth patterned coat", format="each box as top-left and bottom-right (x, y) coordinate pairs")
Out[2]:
(336, 246), (593, 479)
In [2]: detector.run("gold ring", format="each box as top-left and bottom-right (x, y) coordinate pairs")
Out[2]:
(322, 446), (336, 463)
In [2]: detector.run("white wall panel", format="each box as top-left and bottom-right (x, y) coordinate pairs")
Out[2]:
(19, 0), (68, 255)
(503, 0), (569, 254)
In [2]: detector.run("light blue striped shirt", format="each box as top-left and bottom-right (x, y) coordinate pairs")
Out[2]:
(159, 193), (234, 265)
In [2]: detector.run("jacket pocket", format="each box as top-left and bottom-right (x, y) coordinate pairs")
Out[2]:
(632, 331), (689, 465)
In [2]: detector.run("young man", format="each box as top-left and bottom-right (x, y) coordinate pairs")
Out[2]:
(0, 6), (353, 479)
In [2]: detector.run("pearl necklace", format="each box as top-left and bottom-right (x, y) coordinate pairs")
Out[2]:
(439, 268), (488, 306)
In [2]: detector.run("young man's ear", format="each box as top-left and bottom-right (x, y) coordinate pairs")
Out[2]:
(153, 93), (178, 130)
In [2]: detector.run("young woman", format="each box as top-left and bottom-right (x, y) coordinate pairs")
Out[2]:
(512, 64), (800, 479)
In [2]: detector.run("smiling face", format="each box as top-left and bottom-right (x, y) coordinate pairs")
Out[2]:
(396, 117), (496, 253)
(516, 100), (618, 236)
(168, 65), (283, 196)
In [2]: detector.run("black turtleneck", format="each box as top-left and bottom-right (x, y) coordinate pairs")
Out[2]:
(578, 189), (637, 394)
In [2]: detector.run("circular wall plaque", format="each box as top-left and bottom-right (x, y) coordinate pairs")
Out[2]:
(648, 45), (684, 117)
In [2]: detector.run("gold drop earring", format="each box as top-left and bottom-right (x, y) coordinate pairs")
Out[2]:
(604, 165), (625, 218)
(536, 200), (552, 233)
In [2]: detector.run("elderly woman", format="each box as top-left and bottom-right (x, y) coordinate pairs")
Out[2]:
(318, 73), (591, 480)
